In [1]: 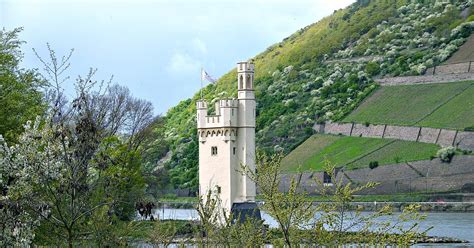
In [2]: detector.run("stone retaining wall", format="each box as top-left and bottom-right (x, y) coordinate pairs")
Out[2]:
(455, 131), (474, 151)
(375, 72), (474, 86)
(323, 122), (353, 136)
(383, 125), (420, 141)
(314, 122), (474, 151)
(280, 156), (474, 195)
(437, 129), (457, 147)
(425, 61), (472, 75)
(418, 127), (440, 143)
(351, 123), (385, 138)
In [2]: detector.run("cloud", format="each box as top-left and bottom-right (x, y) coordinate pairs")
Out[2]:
(191, 38), (207, 55)
(166, 52), (200, 74)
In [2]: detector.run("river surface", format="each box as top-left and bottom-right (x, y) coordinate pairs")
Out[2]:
(141, 208), (474, 247)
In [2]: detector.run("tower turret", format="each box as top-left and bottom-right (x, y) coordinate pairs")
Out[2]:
(196, 100), (208, 129)
(236, 61), (256, 202)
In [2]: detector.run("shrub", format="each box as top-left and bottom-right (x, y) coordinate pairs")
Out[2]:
(369, 161), (379, 169)
(394, 156), (401, 163)
(464, 126), (474, 132)
(436, 146), (456, 163)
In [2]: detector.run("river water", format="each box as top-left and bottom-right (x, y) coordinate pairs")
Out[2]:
(144, 208), (474, 247)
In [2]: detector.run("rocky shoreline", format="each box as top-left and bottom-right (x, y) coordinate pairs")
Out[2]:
(416, 236), (469, 244)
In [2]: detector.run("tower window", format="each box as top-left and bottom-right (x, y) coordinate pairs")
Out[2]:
(217, 186), (221, 194)
(232, 109), (234, 116)
(211, 146), (218, 156)
(233, 147), (236, 155)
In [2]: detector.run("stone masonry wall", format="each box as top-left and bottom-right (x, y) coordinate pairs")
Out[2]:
(323, 122), (353, 136)
(455, 131), (474, 151)
(375, 72), (474, 86)
(314, 122), (474, 151)
(436, 129), (457, 147)
(383, 125), (420, 141)
(425, 61), (472, 75)
(280, 156), (474, 195)
(418, 127), (441, 143)
(351, 123), (385, 138)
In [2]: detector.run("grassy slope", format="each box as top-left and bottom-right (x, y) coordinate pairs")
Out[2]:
(347, 140), (440, 170)
(343, 81), (474, 129)
(281, 134), (439, 173)
(418, 84), (474, 129)
(281, 135), (341, 171)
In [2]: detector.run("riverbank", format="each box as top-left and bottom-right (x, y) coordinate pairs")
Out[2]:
(155, 196), (474, 212)
(129, 220), (469, 246)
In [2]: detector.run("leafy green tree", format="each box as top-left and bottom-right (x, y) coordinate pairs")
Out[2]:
(0, 28), (45, 143)
(1, 44), (154, 247)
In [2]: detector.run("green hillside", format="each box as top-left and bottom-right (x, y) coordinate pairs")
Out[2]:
(281, 134), (439, 173)
(143, 0), (474, 190)
(344, 81), (474, 130)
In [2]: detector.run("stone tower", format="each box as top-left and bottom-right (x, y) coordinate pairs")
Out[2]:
(197, 61), (258, 218)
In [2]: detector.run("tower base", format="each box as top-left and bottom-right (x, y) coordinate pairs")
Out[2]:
(231, 202), (261, 223)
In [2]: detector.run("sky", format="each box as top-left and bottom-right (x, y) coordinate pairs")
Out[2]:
(1, 0), (355, 115)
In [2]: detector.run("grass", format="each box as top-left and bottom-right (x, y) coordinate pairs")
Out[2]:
(347, 140), (440, 170)
(418, 85), (474, 129)
(343, 81), (474, 130)
(281, 134), (440, 173)
(281, 134), (341, 171)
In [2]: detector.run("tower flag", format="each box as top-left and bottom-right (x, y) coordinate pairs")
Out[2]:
(201, 69), (216, 83)
(200, 68), (216, 99)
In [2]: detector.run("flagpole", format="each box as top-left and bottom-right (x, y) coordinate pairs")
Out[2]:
(200, 67), (203, 100)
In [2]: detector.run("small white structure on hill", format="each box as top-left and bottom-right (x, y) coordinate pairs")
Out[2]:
(197, 61), (258, 217)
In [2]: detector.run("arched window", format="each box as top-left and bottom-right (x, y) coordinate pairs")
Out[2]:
(239, 75), (244, 89)
(246, 74), (251, 89)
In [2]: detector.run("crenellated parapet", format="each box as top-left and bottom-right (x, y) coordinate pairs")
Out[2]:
(196, 98), (239, 129)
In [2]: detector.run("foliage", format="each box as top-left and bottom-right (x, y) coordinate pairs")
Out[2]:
(0, 28), (46, 143)
(194, 189), (266, 247)
(245, 152), (315, 246)
(436, 146), (456, 162)
(369, 160), (379, 169)
(143, 0), (474, 190)
(0, 45), (153, 247)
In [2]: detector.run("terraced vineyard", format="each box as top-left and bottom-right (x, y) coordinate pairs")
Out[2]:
(281, 134), (440, 173)
(343, 81), (474, 130)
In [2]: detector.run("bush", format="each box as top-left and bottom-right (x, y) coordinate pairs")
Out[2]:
(369, 161), (379, 169)
(436, 146), (456, 163)
(464, 126), (474, 132)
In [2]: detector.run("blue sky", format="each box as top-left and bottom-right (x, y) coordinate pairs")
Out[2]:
(2, 0), (354, 115)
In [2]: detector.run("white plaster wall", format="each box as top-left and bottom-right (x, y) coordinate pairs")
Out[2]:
(199, 134), (235, 211)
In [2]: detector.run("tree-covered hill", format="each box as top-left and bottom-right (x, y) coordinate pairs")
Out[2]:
(142, 0), (474, 191)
